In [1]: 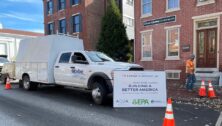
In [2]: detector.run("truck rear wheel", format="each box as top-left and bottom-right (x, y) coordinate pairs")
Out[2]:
(92, 82), (107, 105)
(22, 75), (38, 90)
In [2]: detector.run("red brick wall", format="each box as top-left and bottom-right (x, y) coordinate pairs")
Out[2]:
(43, 0), (106, 50)
(135, 0), (222, 82)
(85, 0), (106, 50)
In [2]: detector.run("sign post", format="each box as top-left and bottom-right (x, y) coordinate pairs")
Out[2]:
(113, 71), (167, 108)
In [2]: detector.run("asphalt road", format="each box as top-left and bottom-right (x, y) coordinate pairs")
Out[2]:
(0, 83), (220, 126)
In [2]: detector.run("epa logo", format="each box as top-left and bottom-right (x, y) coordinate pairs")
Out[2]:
(132, 99), (149, 105)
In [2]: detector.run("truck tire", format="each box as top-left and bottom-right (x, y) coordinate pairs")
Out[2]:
(91, 82), (107, 105)
(22, 75), (38, 90)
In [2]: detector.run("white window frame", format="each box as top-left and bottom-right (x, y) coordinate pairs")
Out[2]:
(166, 0), (180, 13)
(72, 13), (81, 33)
(123, 15), (134, 27)
(165, 25), (181, 60)
(141, 0), (152, 18)
(197, 0), (215, 6)
(59, 18), (66, 34)
(140, 29), (153, 61)
(72, 0), (80, 7)
(126, 0), (134, 6)
(165, 70), (181, 79)
(58, 0), (66, 11)
(47, 0), (53, 15)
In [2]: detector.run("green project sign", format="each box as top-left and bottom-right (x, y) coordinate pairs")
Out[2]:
(144, 16), (176, 26)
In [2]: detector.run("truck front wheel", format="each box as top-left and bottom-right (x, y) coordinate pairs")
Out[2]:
(22, 75), (38, 90)
(92, 82), (107, 105)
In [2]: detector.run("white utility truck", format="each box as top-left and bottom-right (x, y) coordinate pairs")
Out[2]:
(16, 35), (143, 104)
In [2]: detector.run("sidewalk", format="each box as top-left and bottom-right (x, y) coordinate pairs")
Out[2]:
(168, 83), (222, 111)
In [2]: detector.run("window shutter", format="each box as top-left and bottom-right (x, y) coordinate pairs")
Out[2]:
(70, 16), (73, 34)
(52, 22), (55, 34)
(59, 20), (61, 33)
(57, 0), (60, 11)
(70, 0), (73, 7)
(64, 0), (66, 9)
(65, 19), (67, 34)
(46, 24), (49, 35)
(52, 0), (54, 13)
(79, 14), (82, 32)
(45, 2), (48, 15)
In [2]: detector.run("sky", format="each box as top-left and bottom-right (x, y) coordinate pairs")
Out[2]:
(0, 0), (44, 33)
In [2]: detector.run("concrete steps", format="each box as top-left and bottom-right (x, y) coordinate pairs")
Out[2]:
(194, 71), (220, 87)
(194, 71), (221, 87)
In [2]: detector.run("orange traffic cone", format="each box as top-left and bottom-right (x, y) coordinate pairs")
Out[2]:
(163, 98), (175, 126)
(198, 80), (206, 97)
(208, 81), (216, 98)
(5, 77), (11, 90)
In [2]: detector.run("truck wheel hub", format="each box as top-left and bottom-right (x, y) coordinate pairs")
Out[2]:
(92, 88), (101, 99)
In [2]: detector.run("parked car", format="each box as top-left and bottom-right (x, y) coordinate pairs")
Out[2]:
(0, 57), (9, 83)
(1, 62), (16, 84)
(15, 35), (144, 104)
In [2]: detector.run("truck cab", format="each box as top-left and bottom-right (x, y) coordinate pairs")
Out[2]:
(54, 51), (143, 104)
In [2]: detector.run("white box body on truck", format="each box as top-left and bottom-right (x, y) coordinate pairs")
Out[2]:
(16, 35), (143, 104)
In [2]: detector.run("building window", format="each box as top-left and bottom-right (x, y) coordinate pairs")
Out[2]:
(126, 0), (133, 6)
(123, 16), (134, 27)
(58, 0), (65, 10)
(47, 0), (53, 15)
(197, 19), (217, 29)
(71, 0), (80, 5)
(166, 27), (180, 59)
(167, 0), (180, 10)
(0, 43), (7, 55)
(141, 31), (152, 60)
(59, 19), (66, 34)
(142, 0), (152, 16)
(72, 14), (81, 33)
(197, 0), (215, 6)
(166, 70), (181, 79)
(48, 23), (54, 35)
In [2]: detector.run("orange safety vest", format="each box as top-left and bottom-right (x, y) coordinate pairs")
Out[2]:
(186, 59), (194, 74)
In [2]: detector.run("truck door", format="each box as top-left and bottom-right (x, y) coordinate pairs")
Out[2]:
(54, 52), (79, 86)
(69, 52), (90, 87)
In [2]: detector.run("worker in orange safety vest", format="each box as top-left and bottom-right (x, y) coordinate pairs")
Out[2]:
(185, 54), (196, 92)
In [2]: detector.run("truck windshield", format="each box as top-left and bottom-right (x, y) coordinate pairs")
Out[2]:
(86, 52), (114, 62)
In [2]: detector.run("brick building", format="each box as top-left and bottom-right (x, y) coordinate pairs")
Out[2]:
(43, 0), (135, 50)
(43, 0), (106, 50)
(135, 0), (222, 83)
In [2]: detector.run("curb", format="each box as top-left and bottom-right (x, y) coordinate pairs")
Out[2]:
(216, 112), (222, 126)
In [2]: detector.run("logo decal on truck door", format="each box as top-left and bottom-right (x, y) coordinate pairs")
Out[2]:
(71, 67), (84, 75)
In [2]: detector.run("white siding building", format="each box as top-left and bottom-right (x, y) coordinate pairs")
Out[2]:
(122, 0), (134, 40)
(0, 27), (43, 61)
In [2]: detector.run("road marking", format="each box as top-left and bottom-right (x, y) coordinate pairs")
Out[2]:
(216, 112), (222, 126)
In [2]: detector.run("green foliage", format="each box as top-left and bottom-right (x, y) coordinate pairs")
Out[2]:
(97, 0), (131, 62)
